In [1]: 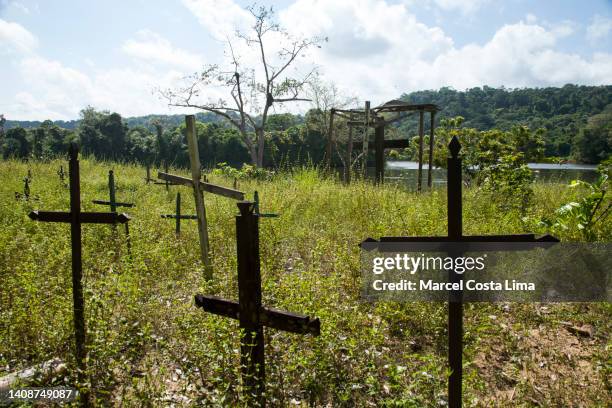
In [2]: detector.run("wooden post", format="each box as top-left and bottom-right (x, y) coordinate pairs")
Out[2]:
(428, 111), (436, 189)
(447, 136), (463, 408)
(68, 145), (87, 403)
(362, 101), (370, 177)
(346, 115), (354, 184)
(374, 124), (384, 184)
(145, 165), (151, 184)
(326, 108), (335, 170)
(108, 170), (117, 212)
(185, 115), (212, 278)
(417, 110), (425, 192)
(236, 202), (265, 404)
(176, 192), (181, 235)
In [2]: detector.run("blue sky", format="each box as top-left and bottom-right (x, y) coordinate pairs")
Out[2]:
(1, 0), (611, 120)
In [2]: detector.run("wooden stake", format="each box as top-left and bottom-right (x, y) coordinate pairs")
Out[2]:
(428, 111), (436, 189)
(417, 110), (425, 192)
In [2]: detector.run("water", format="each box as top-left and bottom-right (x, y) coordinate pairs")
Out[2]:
(373, 161), (599, 188)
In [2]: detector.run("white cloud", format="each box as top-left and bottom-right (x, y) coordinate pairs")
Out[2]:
(279, 1), (612, 105)
(0, 18), (37, 54)
(586, 15), (612, 44)
(181, 0), (253, 40)
(431, 0), (489, 15)
(122, 29), (205, 71)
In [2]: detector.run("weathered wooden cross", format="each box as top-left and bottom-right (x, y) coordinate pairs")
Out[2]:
(253, 191), (278, 218)
(58, 165), (66, 184)
(158, 115), (245, 279)
(15, 176), (38, 200)
(92, 169), (134, 252)
(28, 144), (130, 405)
(195, 201), (320, 406)
(161, 192), (197, 235)
(362, 136), (559, 408)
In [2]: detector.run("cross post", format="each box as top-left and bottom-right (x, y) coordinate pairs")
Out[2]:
(195, 201), (320, 406)
(362, 136), (559, 407)
(28, 144), (130, 406)
(58, 165), (66, 184)
(161, 192), (197, 235)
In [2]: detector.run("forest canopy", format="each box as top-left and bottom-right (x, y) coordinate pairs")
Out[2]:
(2, 84), (611, 166)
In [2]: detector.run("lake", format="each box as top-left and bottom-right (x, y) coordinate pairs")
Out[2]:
(372, 161), (599, 189)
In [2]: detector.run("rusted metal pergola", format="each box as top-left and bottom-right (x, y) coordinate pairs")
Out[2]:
(327, 100), (439, 191)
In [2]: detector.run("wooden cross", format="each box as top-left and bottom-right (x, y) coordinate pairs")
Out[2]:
(28, 144), (130, 405)
(195, 201), (320, 406)
(15, 176), (38, 200)
(157, 115), (245, 279)
(58, 165), (66, 184)
(253, 191), (278, 218)
(362, 136), (559, 408)
(92, 170), (135, 212)
(144, 164), (153, 184)
(161, 192), (197, 235)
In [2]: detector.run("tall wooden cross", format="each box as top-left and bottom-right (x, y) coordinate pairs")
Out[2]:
(195, 201), (320, 406)
(28, 144), (130, 405)
(158, 115), (245, 279)
(362, 136), (559, 408)
(161, 192), (197, 235)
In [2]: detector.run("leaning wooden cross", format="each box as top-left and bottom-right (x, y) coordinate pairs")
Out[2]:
(195, 201), (319, 406)
(28, 144), (130, 405)
(158, 115), (245, 279)
(161, 192), (197, 235)
(361, 136), (559, 408)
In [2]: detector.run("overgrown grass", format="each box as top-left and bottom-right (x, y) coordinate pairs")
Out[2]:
(0, 157), (609, 407)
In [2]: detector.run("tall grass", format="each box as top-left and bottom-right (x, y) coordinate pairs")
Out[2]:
(0, 157), (609, 407)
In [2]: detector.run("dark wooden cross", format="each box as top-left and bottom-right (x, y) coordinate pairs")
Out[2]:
(161, 192), (197, 235)
(92, 170), (135, 212)
(195, 201), (320, 406)
(253, 191), (278, 218)
(15, 176), (38, 200)
(28, 144), (130, 405)
(362, 136), (559, 408)
(58, 165), (66, 184)
(92, 169), (134, 252)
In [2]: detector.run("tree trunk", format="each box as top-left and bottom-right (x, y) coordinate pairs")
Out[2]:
(256, 128), (265, 167)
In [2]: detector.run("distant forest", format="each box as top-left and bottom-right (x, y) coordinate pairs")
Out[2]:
(2, 84), (611, 166)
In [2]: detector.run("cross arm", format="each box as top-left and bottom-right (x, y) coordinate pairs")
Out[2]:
(92, 200), (135, 208)
(158, 172), (245, 200)
(195, 294), (320, 336)
(353, 139), (410, 150)
(29, 211), (130, 224)
(161, 214), (198, 219)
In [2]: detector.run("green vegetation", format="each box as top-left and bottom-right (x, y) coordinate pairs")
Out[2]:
(0, 158), (609, 406)
(2, 84), (611, 167)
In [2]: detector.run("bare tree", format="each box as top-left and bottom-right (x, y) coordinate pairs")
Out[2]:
(161, 5), (324, 167)
(305, 76), (357, 166)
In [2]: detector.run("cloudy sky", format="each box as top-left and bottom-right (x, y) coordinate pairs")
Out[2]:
(1, 0), (611, 120)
